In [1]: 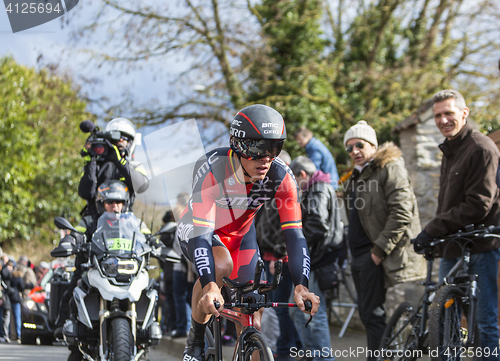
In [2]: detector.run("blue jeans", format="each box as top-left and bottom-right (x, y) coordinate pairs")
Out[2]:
(290, 272), (334, 361)
(264, 261), (302, 356)
(439, 248), (500, 361)
(12, 302), (21, 340)
(173, 270), (193, 333)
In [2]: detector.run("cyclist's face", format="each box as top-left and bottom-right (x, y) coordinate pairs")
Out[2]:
(240, 155), (273, 182)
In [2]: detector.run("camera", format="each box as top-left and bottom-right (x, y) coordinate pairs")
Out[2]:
(87, 131), (121, 158)
(80, 120), (121, 160)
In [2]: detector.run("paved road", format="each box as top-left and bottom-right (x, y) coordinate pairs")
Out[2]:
(0, 342), (178, 361)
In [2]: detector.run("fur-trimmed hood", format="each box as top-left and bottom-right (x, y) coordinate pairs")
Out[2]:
(372, 142), (403, 168)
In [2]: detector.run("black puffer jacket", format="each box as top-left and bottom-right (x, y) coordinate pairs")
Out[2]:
(301, 171), (343, 269)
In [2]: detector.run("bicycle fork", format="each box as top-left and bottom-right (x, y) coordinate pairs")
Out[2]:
(465, 274), (479, 347)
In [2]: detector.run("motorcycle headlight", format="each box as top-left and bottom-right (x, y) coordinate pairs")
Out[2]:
(26, 299), (37, 310)
(100, 257), (139, 277)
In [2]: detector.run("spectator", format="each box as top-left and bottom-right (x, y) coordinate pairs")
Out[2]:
(172, 191), (190, 222)
(0, 251), (11, 343)
(413, 89), (500, 360)
(36, 262), (50, 281)
(294, 126), (340, 189)
(16, 255), (37, 299)
(255, 150), (302, 361)
(289, 156), (343, 361)
(343, 120), (425, 360)
(10, 263), (24, 342)
(159, 210), (177, 335)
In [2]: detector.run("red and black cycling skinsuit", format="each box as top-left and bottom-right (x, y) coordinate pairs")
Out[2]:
(176, 147), (311, 289)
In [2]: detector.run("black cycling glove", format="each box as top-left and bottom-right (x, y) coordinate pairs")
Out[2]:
(412, 230), (433, 254)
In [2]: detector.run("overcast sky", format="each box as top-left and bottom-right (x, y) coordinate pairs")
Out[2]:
(0, 2), (227, 207)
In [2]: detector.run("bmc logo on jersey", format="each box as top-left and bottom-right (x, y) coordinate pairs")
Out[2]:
(216, 196), (271, 209)
(262, 123), (279, 128)
(230, 128), (246, 138)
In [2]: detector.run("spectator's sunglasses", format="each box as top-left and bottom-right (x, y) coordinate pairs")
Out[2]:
(346, 141), (365, 153)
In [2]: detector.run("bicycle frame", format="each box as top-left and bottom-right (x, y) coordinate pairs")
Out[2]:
(382, 246), (477, 351)
(205, 259), (311, 361)
(382, 255), (437, 352)
(207, 301), (298, 361)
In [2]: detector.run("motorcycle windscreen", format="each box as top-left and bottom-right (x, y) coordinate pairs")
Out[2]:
(92, 212), (151, 256)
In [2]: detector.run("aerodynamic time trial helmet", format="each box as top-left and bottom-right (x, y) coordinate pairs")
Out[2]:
(229, 104), (286, 160)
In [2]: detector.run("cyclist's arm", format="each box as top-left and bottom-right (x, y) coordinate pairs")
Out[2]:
(275, 173), (310, 287)
(187, 172), (219, 288)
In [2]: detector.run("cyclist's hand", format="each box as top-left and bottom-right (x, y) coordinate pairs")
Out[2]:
(293, 284), (320, 316)
(198, 282), (224, 317)
(413, 230), (433, 254)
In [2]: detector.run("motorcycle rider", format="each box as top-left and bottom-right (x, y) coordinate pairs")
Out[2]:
(55, 180), (154, 361)
(78, 117), (149, 217)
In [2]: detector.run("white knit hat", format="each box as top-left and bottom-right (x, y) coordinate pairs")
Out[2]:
(343, 120), (378, 148)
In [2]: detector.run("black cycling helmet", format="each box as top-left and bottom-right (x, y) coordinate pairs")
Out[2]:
(229, 104), (286, 160)
(96, 180), (130, 214)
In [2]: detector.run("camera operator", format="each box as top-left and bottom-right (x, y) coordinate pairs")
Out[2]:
(78, 117), (149, 217)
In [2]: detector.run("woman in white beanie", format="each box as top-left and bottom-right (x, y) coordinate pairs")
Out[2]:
(342, 120), (425, 360)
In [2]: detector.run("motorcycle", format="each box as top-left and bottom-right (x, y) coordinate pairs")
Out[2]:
(50, 211), (180, 361)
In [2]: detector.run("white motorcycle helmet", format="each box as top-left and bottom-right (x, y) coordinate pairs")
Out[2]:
(105, 117), (141, 155)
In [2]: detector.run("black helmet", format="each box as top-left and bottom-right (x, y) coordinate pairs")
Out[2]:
(96, 180), (130, 214)
(229, 104), (286, 159)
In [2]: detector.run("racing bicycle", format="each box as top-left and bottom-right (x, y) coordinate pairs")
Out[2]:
(205, 259), (313, 361)
(379, 224), (500, 361)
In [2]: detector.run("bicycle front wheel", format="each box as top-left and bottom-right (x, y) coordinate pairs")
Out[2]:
(428, 285), (480, 361)
(379, 302), (420, 361)
(243, 332), (274, 361)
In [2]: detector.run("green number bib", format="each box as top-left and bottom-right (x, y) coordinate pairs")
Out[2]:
(107, 238), (133, 251)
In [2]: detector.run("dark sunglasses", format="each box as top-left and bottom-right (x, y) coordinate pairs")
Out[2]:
(345, 141), (365, 153)
(231, 137), (284, 160)
(104, 199), (124, 205)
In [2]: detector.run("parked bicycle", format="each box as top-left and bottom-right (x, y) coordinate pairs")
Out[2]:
(379, 224), (500, 361)
(204, 259), (312, 361)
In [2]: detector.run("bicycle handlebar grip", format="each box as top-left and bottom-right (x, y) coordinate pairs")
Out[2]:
(214, 301), (220, 310)
(304, 300), (312, 312)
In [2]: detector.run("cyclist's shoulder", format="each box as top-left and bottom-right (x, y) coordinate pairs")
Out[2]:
(193, 147), (230, 178)
(268, 157), (294, 181)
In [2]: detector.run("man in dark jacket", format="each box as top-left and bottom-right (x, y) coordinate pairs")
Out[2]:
(414, 89), (500, 360)
(289, 156), (342, 361)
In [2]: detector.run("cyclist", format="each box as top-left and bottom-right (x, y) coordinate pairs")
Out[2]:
(176, 104), (320, 361)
